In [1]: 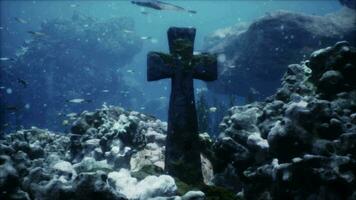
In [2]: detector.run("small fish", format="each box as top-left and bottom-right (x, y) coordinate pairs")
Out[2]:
(150, 38), (158, 43)
(70, 4), (79, 8)
(27, 31), (46, 37)
(127, 69), (135, 73)
(66, 98), (92, 104)
(14, 17), (28, 24)
(159, 96), (166, 100)
(6, 106), (19, 112)
(227, 65), (236, 69)
(0, 86), (5, 89)
(102, 89), (110, 93)
(140, 10), (149, 15)
(0, 27), (4, 30)
(209, 107), (217, 113)
(131, 0), (196, 14)
(66, 113), (77, 117)
(123, 29), (134, 33)
(0, 57), (15, 61)
(140, 36), (152, 40)
(17, 78), (28, 88)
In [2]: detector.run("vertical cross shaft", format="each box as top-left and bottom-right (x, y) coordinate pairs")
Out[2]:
(147, 27), (217, 184)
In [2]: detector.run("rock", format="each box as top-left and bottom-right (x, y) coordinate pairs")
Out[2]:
(206, 9), (356, 97)
(71, 119), (91, 135)
(0, 156), (20, 197)
(52, 160), (77, 179)
(182, 191), (206, 200)
(213, 137), (252, 172)
(73, 171), (127, 200)
(108, 169), (177, 200)
(214, 42), (356, 199)
(73, 157), (112, 173)
(339, 0), (356, 9)
(339, 132), (356, 156)
(268, 119), (313, 161)
(7, 189), (31, 200)
(318, 70), (344, 95)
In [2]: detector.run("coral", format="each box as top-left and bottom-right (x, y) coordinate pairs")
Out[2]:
(212, 41), (356, 199)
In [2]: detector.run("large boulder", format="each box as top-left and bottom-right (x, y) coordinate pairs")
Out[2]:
(206, 8), (356, 98)
(213, 42), (356, 199)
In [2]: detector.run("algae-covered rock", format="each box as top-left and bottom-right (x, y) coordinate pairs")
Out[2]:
(214, 42), (356, 199)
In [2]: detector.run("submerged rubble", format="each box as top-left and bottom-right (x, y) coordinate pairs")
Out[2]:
(206, 8), (356, 98)
(212, 41), (356, 199)
(0, 105), (219, 199)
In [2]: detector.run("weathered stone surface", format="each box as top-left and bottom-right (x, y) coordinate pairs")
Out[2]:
(147, 27), (217, 184)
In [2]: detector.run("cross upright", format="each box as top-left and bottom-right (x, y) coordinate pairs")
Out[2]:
(147, 27), (217, 184)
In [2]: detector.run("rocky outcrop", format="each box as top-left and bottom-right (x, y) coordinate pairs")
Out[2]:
(206, 8), (356, 98)
(339, 0), (356, 10)
(212, 41), (356, 199)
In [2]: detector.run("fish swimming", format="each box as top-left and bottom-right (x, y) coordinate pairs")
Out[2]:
(209, 107), (217, 113)
(123, 29), (134, 33)
(140, 36), (152, 40)
(131, 0), (197, 14)
(27, 31), (46, 37)
(140, 10), (150, 15)
(14, 17), (28, 24)
(66, 98), (92, 104)
(0, 57), (15, 61)
(6, 106), (19, 112)
(17, 78), (28, 88)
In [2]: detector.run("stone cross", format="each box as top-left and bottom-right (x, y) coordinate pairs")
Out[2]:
(147, 27), (217, 184)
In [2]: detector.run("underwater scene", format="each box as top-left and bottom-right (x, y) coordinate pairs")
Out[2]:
(0, 0), (355, 199)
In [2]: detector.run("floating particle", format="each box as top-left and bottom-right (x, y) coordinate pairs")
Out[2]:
(24, 103), (30, 109)
(217, 54), (226, 63)
(6, 88), (12, 94)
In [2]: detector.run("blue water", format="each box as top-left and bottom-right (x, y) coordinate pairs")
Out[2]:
(0, 0), (341, 133)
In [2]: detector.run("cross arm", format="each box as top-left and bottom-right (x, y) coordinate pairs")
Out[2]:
(192, 53), (217, 81)
(147, 52), (174, 81)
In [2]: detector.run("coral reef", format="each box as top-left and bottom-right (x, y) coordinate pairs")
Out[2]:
(212, 41), (356, 199)
(1, 41), (355, 199)
(206, 8), (356, 98)
(0, 105), (219, 199)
